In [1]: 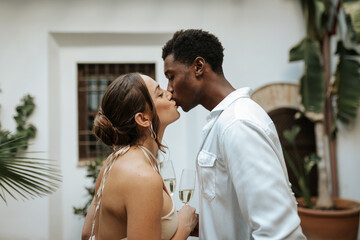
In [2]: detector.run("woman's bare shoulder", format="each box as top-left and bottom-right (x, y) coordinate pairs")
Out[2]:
(109, 149), (163, 192)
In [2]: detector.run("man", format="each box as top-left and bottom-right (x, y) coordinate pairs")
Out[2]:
(162, 29), (306, 239)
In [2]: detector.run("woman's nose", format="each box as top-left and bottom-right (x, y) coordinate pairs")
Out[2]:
(166, 91), (172, 100)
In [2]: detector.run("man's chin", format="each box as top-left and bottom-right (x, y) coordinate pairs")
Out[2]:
(180, 106), (190, 112)
(180, 104), (196, 112)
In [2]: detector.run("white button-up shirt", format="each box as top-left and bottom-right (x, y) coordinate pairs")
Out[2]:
(196, 88), (306, 240)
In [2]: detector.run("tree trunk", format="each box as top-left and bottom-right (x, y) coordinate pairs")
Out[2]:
(314, 122), (334, 209)
(322, 31), (339, 198)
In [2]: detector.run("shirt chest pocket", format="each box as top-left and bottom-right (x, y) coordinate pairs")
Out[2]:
(197, 150), (217, 201)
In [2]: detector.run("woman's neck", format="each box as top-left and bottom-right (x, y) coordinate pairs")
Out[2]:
(138, 137), (159, 157)
(157, 125), (166, 143)
(138, 124), (166, 156)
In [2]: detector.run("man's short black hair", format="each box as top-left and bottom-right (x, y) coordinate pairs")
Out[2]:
(162, 29), (225, 75)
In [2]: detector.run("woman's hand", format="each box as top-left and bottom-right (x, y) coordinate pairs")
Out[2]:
(175, 204), (198, 239)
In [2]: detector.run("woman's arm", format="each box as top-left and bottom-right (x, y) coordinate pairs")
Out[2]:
(125, 169), (163, 240)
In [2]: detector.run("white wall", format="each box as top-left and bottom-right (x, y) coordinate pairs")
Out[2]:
(0, 0), (358, 239)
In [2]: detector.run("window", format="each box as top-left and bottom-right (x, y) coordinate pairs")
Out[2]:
(78, 63), (156, 162)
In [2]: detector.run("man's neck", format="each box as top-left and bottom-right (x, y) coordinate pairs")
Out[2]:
(200, 74), (235, 111)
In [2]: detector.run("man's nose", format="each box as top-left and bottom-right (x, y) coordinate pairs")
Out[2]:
(167, 84), (174, 93)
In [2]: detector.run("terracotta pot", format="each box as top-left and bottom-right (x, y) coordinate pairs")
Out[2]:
(297, 198), (360, 240)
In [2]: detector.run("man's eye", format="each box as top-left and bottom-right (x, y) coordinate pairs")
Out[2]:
(159, 92), (164, 97)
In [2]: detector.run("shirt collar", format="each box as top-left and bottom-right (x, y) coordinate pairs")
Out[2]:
(206, 87), (253, 122)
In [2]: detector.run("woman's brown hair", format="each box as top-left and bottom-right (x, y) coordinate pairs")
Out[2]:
(93, 73), (163, 150)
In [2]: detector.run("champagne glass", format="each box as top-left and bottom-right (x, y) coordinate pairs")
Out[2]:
(179, 169), (196, 205)
(160, 159), (176, 196)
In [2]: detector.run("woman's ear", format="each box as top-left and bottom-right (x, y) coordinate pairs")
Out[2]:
(134, 112), (151, 128)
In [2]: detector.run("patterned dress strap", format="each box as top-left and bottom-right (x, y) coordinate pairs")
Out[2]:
(89, 145), (130, 240)
(138, 145), (159, 173)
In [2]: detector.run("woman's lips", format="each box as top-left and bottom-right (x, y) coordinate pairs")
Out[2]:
(171, 99), (178, 107)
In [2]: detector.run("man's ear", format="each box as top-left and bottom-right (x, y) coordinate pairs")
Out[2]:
(134, 112), (151, 128)
(193, 57), (206, 77)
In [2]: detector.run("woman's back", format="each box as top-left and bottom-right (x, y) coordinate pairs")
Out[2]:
(91, 146), (176, 240)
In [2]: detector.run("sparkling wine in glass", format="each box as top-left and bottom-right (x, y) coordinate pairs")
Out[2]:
(160, 159), (176, 196)
(179, 169), (196, 204)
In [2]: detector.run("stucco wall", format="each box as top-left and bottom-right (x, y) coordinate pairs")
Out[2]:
(0, 0), (358, 239)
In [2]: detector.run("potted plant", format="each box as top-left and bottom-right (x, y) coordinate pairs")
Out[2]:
(283, 125), (360, 239)
(0, 94), (61, 203)
(286, 0), (360, 239)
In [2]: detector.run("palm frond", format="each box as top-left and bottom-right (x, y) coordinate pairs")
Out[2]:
(333, 42), (360, 123)
(0, 137), (62, 204)
(290, 37), (325, 114)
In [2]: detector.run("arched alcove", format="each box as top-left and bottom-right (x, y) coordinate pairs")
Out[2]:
(252, 83), (318, 197)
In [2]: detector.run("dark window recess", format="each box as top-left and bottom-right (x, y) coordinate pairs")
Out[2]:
(78, 63), (156, 162)
(269, 108), (318, 197)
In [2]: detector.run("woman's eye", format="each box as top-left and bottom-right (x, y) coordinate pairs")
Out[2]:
(159, 92), (164, 97)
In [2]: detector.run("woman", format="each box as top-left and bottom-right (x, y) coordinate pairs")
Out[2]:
(82, 73), (198, 240)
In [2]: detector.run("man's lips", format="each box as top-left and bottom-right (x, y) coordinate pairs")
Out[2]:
(171, 97), (178, 106)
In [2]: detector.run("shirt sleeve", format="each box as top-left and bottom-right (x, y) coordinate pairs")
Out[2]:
(219, 120), (306, 240)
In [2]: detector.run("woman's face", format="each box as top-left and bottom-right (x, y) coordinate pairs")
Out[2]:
(141, 75), (180, 127)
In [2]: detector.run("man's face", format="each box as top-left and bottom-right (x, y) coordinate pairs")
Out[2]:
(164, 54), (200, 112)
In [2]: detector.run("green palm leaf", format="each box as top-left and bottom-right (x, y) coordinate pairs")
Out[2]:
(0, 137), (62, 204)
(290, 37), (325, 113)
(333, 41), (360, 123)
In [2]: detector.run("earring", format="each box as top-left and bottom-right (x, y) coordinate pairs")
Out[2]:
(148, 123), (157, 140)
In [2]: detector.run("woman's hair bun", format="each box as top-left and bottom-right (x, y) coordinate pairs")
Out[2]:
(93, 108), (129, 147)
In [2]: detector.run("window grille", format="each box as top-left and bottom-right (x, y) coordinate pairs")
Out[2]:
(78, 63), (156, 162)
